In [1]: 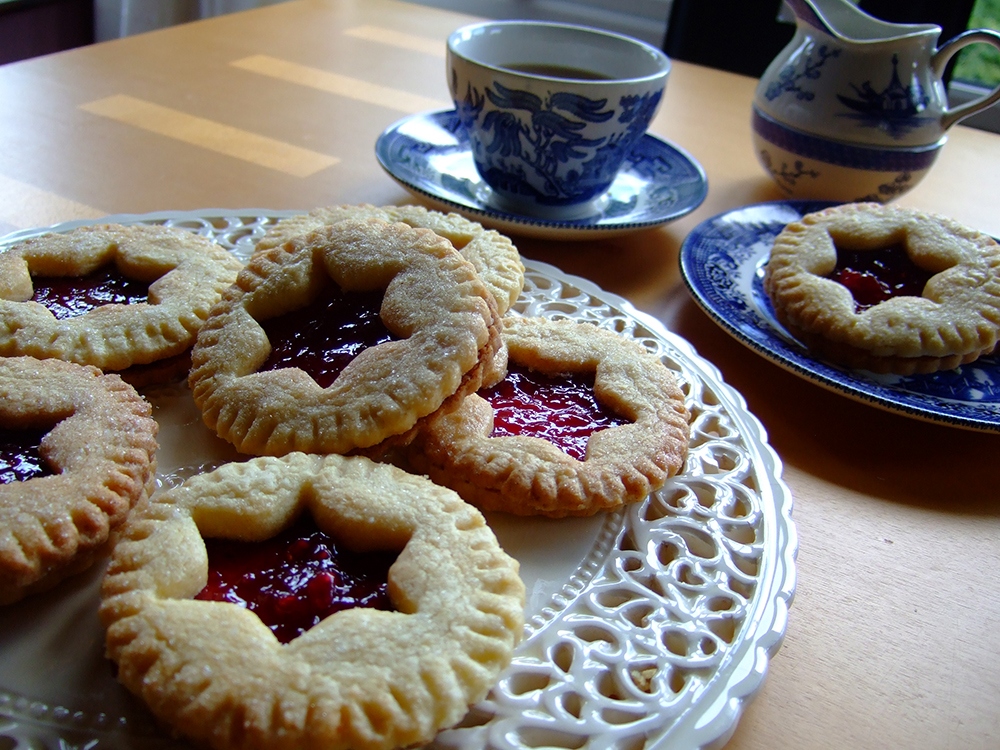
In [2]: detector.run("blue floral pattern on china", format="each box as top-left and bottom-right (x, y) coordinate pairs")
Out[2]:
(374, 109), (707, 238)
(679, 200), (1000, 432)
(764, 44), (840, 102)
(765, 48), (931, 140)
(834, 54), (933, 139)
(455, 80), (662, 206)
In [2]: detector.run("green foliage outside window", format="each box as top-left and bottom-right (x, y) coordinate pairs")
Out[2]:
(952, 0), (1000, 87)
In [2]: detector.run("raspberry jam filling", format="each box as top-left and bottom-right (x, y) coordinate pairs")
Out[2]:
(195, 514), (396, 644)
(829, 245), (935, 311)
(0, 427), (52, 484)
(260, 284), (397, 388)
(483, 363), (627, 461)
(31, 266), (150, 320)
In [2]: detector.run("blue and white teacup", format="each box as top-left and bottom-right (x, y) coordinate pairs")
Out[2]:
(447, 21), (671, 217)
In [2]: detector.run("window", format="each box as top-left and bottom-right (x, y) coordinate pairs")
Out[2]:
(949, 0), (1000, 132)
(403, 0), (671, 47)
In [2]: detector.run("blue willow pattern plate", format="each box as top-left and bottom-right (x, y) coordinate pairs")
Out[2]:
(375, 109), (707, 240)
(679, 200), (1000, 433)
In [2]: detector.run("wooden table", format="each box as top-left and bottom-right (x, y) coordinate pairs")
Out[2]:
(1, 1), (998, 748)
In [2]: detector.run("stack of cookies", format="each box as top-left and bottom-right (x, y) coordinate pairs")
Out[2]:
(0, 223), (243, 604)
(187, 204), (691, 517)
(0, 205), (693, 750)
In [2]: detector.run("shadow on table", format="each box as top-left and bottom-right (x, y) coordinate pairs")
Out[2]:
(658, 289), (1000, 516)
(513, 224), (684, 305)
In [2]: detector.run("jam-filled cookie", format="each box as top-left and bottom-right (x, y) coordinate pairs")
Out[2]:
(100, 452), (525, 750)
(1, 356), (157, 604)
(404, 316), (691, 518)
(255, 204), (525, 316)
(188, 216), (502, 456)
(0, 223), (243, 386)
(764, 203), (1000, 374)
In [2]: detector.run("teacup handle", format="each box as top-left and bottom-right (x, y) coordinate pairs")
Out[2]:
(932, 28), (1000, 131)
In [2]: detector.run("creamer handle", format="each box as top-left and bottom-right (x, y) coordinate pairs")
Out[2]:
(933, 29), (1000, 131)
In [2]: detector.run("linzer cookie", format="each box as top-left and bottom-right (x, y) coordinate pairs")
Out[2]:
(255, 204), (525, 316)
(0, 224), (243, 386)
(188, 217), (502, 456)
(405, 316), (690, 518)
(764, 203), (1000, 374)
(0, 356), (157, 604)
(100, 452), (525, 750)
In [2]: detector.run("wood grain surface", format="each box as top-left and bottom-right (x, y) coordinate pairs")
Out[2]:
(0, 1), (997, 747)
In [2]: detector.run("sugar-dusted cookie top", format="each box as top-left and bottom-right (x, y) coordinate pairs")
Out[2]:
(255, 204), (525, 316)
(189, 216), (502, 456)
(764, 202), (1000, 374)
(405, 316), (691, 517)
(100, 452), (525, 750)
(0, 356), (158, 604)
(0, 224), (244, 382)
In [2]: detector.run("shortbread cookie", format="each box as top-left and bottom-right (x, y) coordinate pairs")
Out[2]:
(100, 452), (525, 750)
(1, 356), (157, 604)
(405, 316), (690, 517)
(256, 204), (525, 315)
(189, 217), (502, 456)
(764, 203), (1000, 374)
(0, 223), (243, 384)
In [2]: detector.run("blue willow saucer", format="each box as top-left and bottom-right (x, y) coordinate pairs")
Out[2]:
(375, 109), (707, 241)
(679, 200), (1000, 432)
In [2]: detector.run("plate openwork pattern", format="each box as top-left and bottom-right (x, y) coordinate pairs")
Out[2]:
(0, 211), (796, 750)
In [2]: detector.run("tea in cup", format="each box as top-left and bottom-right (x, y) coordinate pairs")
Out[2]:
(447, 21), (671, 217)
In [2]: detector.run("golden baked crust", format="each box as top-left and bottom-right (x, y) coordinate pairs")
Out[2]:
(256, 204), (525, 316)
(188, 217), (502, 456)
(764, 203), (1000, 374)
(405, 316), (691, 518)
(0, 356), (158, 605)
(100, 452), (525, 750)
(0, 224), (243, 380)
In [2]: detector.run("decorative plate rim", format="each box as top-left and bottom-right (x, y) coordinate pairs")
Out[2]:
(516, 258), (798, 750)
(1, 210), (795, 750)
